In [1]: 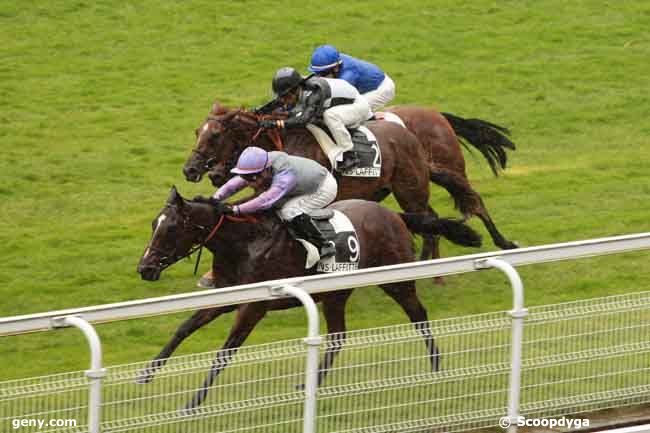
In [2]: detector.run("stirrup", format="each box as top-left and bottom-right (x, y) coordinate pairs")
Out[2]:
(336, 152), (360, 172)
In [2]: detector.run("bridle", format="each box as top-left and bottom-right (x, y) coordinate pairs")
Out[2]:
(146, 204), (257, 274)
(189, 111), (285, 174)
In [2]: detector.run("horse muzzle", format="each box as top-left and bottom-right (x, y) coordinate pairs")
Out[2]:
(183, 165), (204, 183)
(137, 264), (162, 281)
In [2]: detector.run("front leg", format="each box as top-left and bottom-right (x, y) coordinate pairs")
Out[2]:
(135, 305), (236, 384)
(184, 302), (268, 410)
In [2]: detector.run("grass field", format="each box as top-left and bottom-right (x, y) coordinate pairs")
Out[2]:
(1, 1), (649, 380)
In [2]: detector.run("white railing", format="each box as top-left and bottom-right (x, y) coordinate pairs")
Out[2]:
(1, 233), (649, 433)
(3, 291), (650, 432)
(2, 233), (649, 336)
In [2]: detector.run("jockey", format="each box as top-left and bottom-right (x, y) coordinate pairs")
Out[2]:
(207, 146), (338, 258)
(308, 44), (395, 112)
(259, 66), (370, 171)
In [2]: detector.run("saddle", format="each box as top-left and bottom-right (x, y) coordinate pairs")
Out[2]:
(306, 123), (382, 178)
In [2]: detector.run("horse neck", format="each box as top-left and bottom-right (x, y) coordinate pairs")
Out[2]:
(254, 129), (325, 162)
(205, 213), (305, 280)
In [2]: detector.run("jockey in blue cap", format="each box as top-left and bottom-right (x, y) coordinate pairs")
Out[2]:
(201, 146), (338, 258)
(308, 45), (395, 112)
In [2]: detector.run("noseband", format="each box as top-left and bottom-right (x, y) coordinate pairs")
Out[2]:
(147, 207), (257, 274)
(190, 112), (284, 173)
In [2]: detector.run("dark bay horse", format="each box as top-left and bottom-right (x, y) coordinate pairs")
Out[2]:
(184, 102), (445, 262)
(183, 103), (518, 257)
(137, 187), (481, 409)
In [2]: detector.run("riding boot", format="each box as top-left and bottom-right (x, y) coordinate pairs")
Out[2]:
(289, 214), (336, 258)
(336, 151), (360, 172)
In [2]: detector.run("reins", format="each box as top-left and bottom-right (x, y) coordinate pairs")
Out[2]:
(191, 213), (258, 275)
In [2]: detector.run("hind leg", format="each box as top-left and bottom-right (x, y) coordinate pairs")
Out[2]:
(317, 290), (353, 386)
(473, 196), (518, 249)
(391, 164), (446, 284)
(380, 281), (440, 371)
(430, 166), (517, 250)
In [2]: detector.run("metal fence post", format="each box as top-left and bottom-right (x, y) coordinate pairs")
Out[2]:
(271, 285), (322, 433)
(475, 257), (528, 433)
(51, 315), (106, 433)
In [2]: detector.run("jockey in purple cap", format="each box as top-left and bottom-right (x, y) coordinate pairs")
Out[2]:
(308, 44), (395, 113)
(202, 146), (338, 258)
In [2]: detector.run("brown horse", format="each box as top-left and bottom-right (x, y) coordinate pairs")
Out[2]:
(184, 102), (445, 263)
(388, 106), (518, 250)
(183, 103), (518, 256)
(136, 187), (481, 409)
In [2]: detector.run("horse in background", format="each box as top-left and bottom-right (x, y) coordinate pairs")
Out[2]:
(183, 103), (518, 256)
(388, 105), (517, 250)
(184, 103), (446, 263)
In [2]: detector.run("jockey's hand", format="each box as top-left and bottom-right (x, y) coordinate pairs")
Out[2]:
(259, 119), (283, 129)
(216, 203), (236, 215)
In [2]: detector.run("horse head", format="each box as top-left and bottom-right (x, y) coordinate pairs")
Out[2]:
(183, 102), (261, 187)
(137, 186), (227, 281)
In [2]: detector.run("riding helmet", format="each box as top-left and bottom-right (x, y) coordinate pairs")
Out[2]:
(272, 67), (303, 97)
(231, 147), (270, 174)
(308, 45), (342, 73)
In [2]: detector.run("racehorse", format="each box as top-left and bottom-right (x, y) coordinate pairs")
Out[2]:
(387, 106), (518, 250)
(183, 103), (518, 258)
(136, 187), (481, 409)
(184, 102), (445, 264)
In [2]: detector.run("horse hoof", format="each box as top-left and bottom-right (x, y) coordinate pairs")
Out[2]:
(295, 383), (305, 391)
(433, 276), (445, 286)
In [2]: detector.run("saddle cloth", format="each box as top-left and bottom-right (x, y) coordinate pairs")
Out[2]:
(295, 209), (361, 272)
(306, 124), (382, 178)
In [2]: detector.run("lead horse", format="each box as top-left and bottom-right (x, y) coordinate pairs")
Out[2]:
(137, 188), (482, 409)
(183, 103), (518, 258)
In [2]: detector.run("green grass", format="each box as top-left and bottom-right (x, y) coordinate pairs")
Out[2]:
(1, 0), (649, 380)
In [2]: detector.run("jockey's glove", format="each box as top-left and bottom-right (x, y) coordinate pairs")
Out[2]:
(193, 195), (235, 216)
(219, 204), (236, 215)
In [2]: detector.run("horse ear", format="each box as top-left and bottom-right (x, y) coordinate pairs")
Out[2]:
(167, 186), (185, 208)
(211, 100), (225, 115)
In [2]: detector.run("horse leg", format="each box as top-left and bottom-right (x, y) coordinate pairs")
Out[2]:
(390, 154), (445, 283)
(185, 303), (267, 410)
(136, 306), (236, 384)
(430, 165), (517, 250)
(316, 291), (353, 386)
(380, 281), (440, 371)
(473, 195), (518, 249)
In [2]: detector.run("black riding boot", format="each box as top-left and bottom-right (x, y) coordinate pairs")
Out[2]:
(289, 214), (336, 258)
(336, 151), (360, 172)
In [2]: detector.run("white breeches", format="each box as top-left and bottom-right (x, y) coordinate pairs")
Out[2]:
(276, 172), (338, 221)
(322, 97), (371, 155)
(363, 74), (396, 112)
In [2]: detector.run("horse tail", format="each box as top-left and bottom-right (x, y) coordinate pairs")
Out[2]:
(441, 112), (516, 177)
(399, 213), (482, 248)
